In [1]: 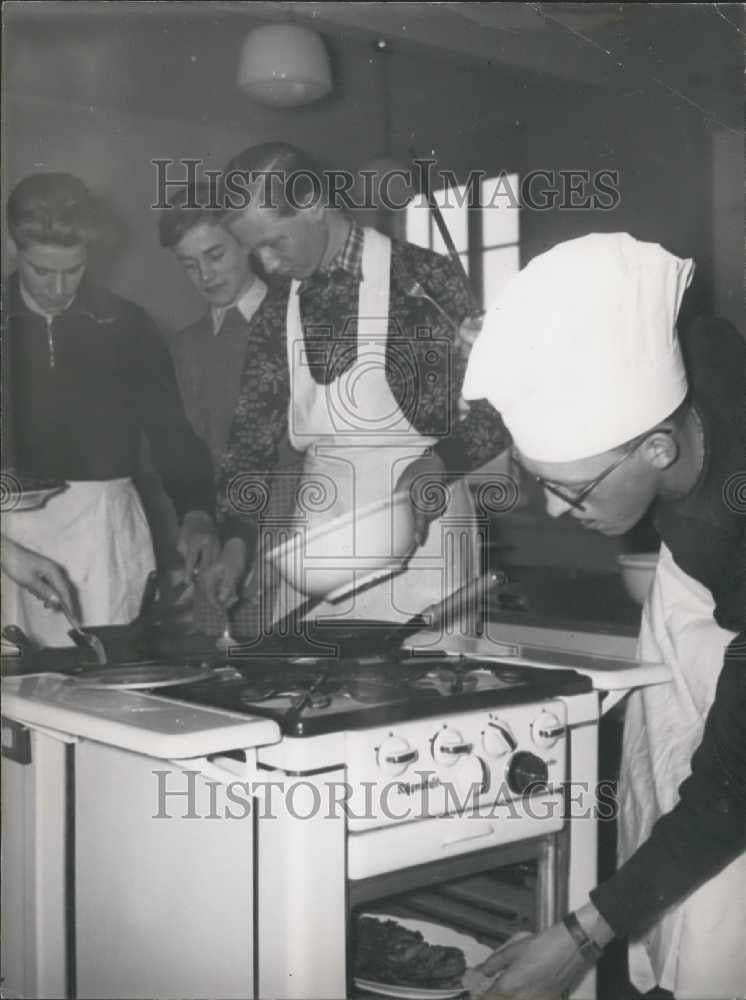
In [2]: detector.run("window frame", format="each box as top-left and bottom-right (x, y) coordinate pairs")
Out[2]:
(406, 172), (521, 310)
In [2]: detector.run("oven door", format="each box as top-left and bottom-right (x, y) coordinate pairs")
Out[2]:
(348, 830), (569, 995)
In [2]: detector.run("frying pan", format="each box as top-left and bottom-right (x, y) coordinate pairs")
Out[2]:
(70, 661), (212, 689)
(271, 570), (508, 660)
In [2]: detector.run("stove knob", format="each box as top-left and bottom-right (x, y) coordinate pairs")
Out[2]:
(507, 751), (550, 797)
(377, 736), (419, 777)
(431, 727), (473, 768)
(531, 710), (565, 749)
(452, 755), (490, 804)
(482, 718), (518, 758)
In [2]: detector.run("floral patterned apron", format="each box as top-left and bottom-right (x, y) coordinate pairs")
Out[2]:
(272, 227), (478, 625)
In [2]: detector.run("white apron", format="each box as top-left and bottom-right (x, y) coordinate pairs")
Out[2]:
(272, 227), (478, 624)
(1, 479), (155, 647)
(619, 543), (744, 998)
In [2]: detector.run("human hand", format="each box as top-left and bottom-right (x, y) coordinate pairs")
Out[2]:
(1, 536), (76, 618)
(177, 510), (220, 578)
(395, 451), (449, 547)
(476, 902), (612, 999)
(201, 538), (248, 610)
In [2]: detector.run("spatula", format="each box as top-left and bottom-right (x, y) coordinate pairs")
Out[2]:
(54, 603), (107, 665)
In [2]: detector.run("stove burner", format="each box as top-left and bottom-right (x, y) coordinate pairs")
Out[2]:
(232, 660), (409, 715)
(410, 667), (478, 695)
(227, 655), (541, 714)
(238, 674), (340, 709)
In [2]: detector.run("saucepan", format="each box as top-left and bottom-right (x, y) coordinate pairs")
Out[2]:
(55, 570), (160, 663)
(616, 552), (658, 606)
(2, 572), (162, 667)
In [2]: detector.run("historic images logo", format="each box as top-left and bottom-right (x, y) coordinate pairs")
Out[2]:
(151, 158), (621, 213)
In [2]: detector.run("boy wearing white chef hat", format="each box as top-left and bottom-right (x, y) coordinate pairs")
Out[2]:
(462, 233), (745, 999)
(464, 231), (694, 530)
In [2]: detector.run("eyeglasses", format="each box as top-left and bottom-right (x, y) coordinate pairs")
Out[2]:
(528, 430), (673, 513)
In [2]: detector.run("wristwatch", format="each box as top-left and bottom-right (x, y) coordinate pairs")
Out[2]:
(562, 911), (604, 963)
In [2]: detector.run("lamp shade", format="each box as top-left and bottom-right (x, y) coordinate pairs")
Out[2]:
(237, 24), (332, 107)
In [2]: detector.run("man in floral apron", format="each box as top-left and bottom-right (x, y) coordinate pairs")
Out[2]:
(213, 142), (509, 628)
(461, 233), (745, 999)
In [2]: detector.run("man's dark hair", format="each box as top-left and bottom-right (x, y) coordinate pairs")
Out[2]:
(7, 173), (98, 249)
(222, 142), (326, 216)
(158, 182), (229, 249)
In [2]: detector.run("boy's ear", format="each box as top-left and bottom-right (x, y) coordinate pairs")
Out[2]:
(642, 430), (680, 472)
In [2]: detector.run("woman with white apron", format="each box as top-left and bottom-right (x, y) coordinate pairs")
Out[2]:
(3, 171), (217, 649)
(272, 227), (479, 625)
(2, 482), (155, 648)
(620, 545), (745, 998)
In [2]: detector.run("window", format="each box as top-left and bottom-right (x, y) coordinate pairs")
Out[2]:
(406, 173), (520, 310)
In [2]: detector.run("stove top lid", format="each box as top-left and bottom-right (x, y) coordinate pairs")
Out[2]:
(1, 673), (281, 758)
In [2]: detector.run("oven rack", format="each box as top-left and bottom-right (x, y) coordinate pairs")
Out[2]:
(359, 866), (537, 951)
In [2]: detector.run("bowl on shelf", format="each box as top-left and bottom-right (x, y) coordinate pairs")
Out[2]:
(616, 551), (659, 606)
(265, 493), (417, 602)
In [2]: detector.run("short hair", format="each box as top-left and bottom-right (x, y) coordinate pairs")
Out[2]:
(222, 141), (326, 217)
(7, 172), (98, 249)
(158, 182), (229, 249)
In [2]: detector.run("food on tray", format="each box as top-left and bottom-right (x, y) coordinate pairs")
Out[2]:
(354, 916), (467, 988)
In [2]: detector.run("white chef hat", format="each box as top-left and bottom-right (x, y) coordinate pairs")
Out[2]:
(463, 233), (694, 462)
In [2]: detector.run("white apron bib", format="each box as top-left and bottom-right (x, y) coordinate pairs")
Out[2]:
(273, 227), (478, 624)
(619, 542), (744, 998)
(1, 479), (156, 647)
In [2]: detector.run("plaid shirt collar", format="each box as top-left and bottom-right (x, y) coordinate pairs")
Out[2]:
(299, 219), (364, 292)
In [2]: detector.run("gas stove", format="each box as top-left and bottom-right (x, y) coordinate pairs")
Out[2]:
(165, 647), (591, 737)
(2, 620), (604, 1000)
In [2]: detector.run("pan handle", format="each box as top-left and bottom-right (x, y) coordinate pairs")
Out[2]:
(418, 570), (507, 635)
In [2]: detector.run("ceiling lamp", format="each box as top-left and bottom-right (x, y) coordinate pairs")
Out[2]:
(237, 23), (332, 108)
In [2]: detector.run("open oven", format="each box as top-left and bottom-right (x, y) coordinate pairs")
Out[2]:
(348, 843), (565, 997)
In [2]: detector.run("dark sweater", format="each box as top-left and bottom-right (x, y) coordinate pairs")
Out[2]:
(2, 273), (215, 519)
(590, 317), (746, 937)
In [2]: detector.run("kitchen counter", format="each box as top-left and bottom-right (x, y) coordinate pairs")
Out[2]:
(487, 565), (642, 637)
